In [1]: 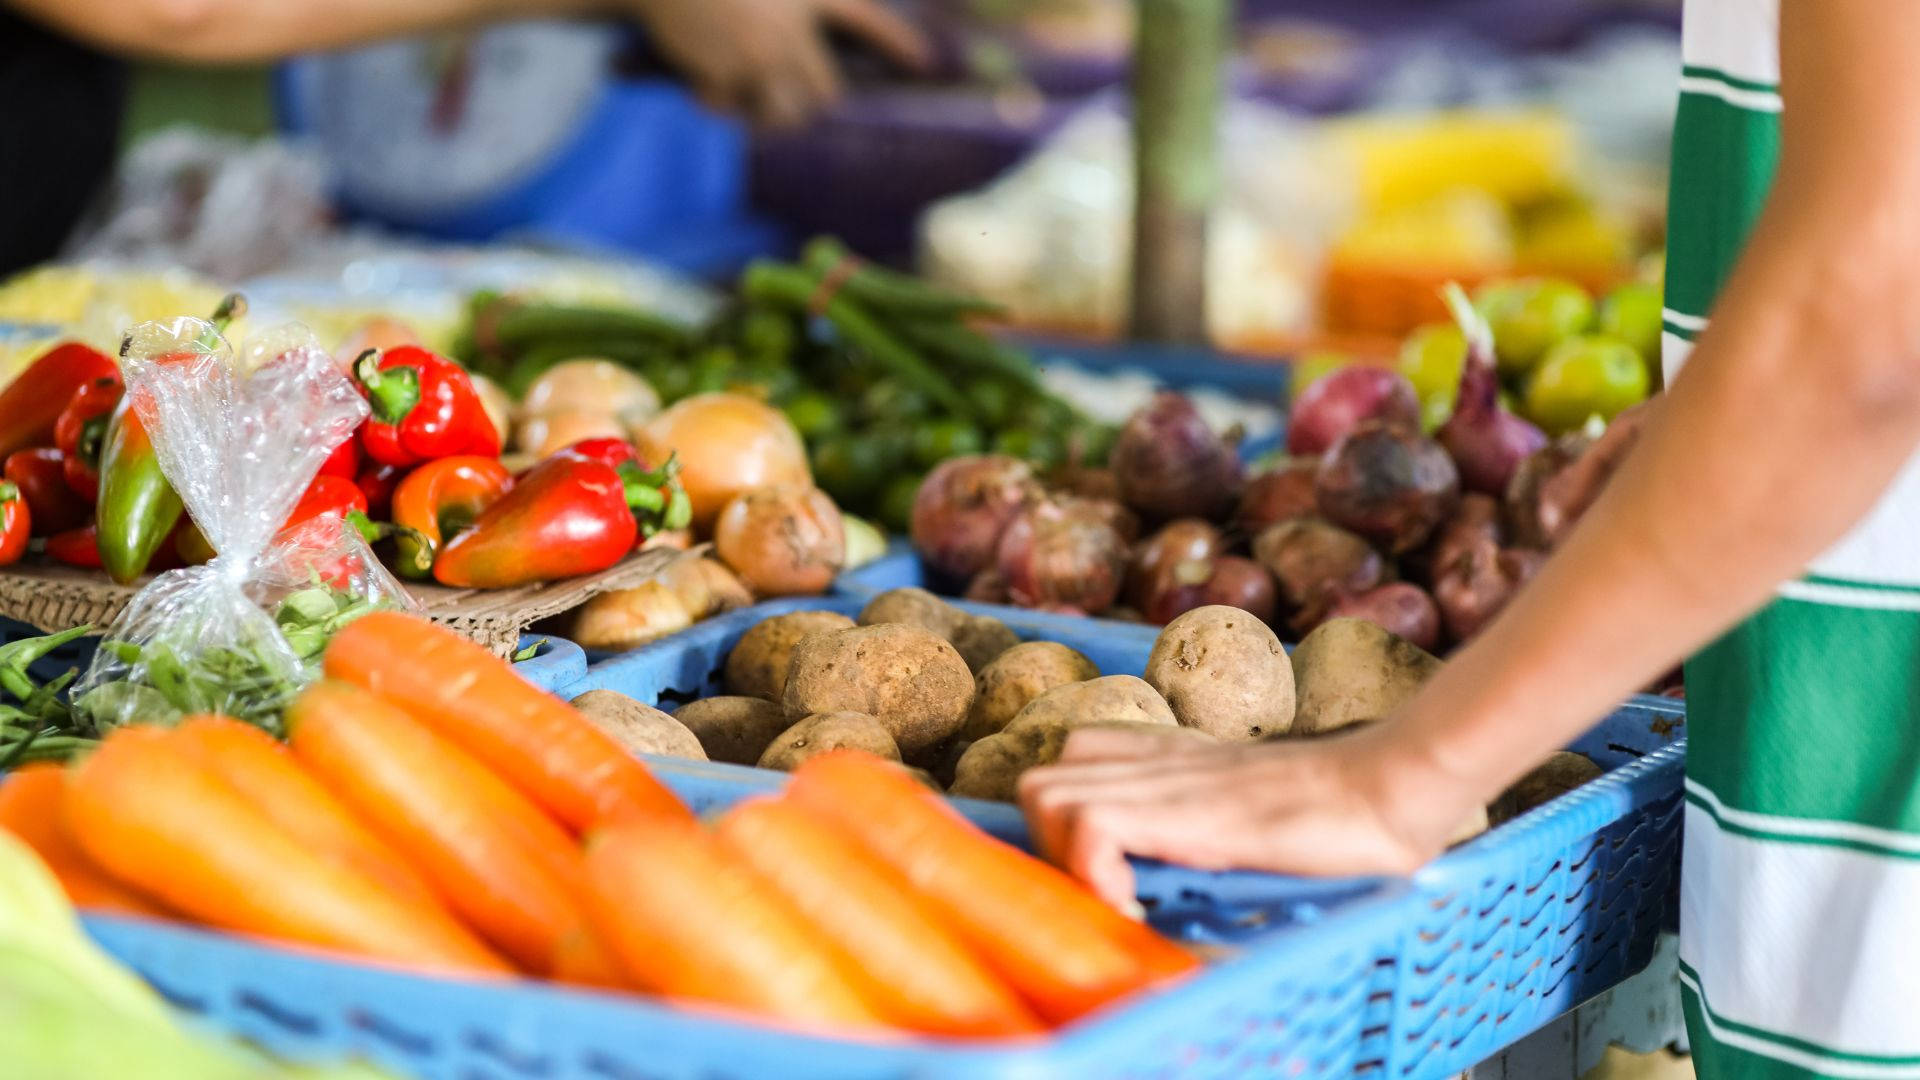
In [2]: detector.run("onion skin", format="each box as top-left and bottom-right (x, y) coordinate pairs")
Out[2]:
(1327, 583), (1442, 652)
(1126, 519), (1226, 611)
(994, 498), (1130, 614)
(1437, 328), (1547, 495)
(712, 486), (845, 597)
(1288, 367), (1422, 456)
(1252, 516), (1388, 634)
(1052, 465), (1122, 503)
(1314, 421), (1461, 555)
(1433, 541), (1547, 642)
(910, 455), (1037, 581)
(1111, 391), (1244, 521)
(1236, 458), (1320, 536)
(1418, 493), (1504, 585)
(964, 569), (1011, 603)
(635, 392), (811, 533)
(1198, 556), (1278, 624)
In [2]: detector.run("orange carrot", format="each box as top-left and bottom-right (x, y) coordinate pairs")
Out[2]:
(287, 680), (606, 977)
(550, 926), (630, 991)
(0, 763), (168, 917)
(584, 818), (892, 1032)
(785, 751), (1200, 1024)
(715, 796), (1043, 1037)
(170, 715), (440, 909)
(323, 611), (689, 830)
(63, 727), (510, 976)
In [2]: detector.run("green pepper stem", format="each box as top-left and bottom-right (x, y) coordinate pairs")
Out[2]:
(354, 350), (422, 426)
(0, 481), (17, 504)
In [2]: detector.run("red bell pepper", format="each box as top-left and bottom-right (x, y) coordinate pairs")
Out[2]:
(45, 525), (102, 569)
(287, 474), (369, 528)
(0, 341), (118, 461)
(388, 455), (512, 579)
(53, 373), (124, 501)
(560, 437), (640, 470)
(355, 463), (407, 520)
(353, 346), (501, 467)
(0, 482), (27, 566)
(318, 436), (361, 481)
(2, 449), (89, 536)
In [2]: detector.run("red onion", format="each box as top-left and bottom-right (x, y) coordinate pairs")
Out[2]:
(1198, 555), (1279, 623)
(1236, 457), (1320, 536)
(995, 498), (1130, 614)
(1436, 285), (1548, 495)
(1315, 421), (1460, 554)
(1253, 517), (1388, 634)
(1111, 391), (1244, 521)
(1288, 367), (1421, 455)
(1052, 465), (1122, 503)
(1531, 402), (1650, 547)
(1505, 435), (1589, 549)
(910, 454), (1036, 580)
(964, 569), (1010, 603)
(1420, 493), (1505, 585)
(1126, 519), (1225, 611)
(1327, 583), (1442, 651)
(1433, 541), (1548, 642)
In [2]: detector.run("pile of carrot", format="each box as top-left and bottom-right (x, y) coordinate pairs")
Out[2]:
(0, 611), (1198, 1037)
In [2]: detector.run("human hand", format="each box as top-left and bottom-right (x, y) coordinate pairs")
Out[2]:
(626, 0), (932, 128)
(1017, 722), (1486, 909)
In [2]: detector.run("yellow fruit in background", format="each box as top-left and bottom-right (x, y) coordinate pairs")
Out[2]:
(1524, 335), (1649, 435)
(1333, 189), (1514, 268)
(1290, 350), (1353, 396)
(1325, 109), (1577, 214)
(1517, 203), (1632, 275)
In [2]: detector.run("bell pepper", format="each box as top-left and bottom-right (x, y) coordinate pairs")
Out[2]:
(2, 449), (89, 536)
(96, 398), (184, 584)
(177, 474), (375, 566)
(318, 436), (361, 481)
(0, 483), (27, 566)
(0, 341), (118, 461)
(353, 346), (501, 467)
(52, 374), (124, 501)
(45, 525), (102, 569)
(388, 455), (512, 579)
(560, 437), (639, 470)
(432, 453), (688, 588)
(355, 463), (406, 520)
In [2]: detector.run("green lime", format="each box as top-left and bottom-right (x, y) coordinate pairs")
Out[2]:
(782, 390), (843, 440)
(966, 379), (1016, 428)
(811, 436), (889, 503)
(1475, 278), (1594, 376)
(1397, 324), (1467, 405)
(861, 380), (929, 423)
(1524, 335), (1650, 434)
(1418, 393), (1452, 434)
(1291, 351), (1351, 397)
(991, 427), (1061, 467)
(878, 473), (925, 533)
(1597, 281), (1663, 370)
(912, 420), (985, 469)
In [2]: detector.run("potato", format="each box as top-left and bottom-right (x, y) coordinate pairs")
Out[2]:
(722, 610), (857, 700)
(963, 641), (1100, 742)
(858, 587), (1017, 672)
(1006, 674), (1176, 732)
(570, 690), (706, 760)
(952, 719), (1212, 802)
(672, 696), (793, 766)
(570, 582), (694, 651)
(781, 624), (974, 757)
(1144, 605), (1294, 740)
(950, 615), (1019, 672)
(757, 711), (901, 772)
(1289, 617), (1442, 736)
(1449, 804), (1491, 845)
(1490, 751), (1604, 824)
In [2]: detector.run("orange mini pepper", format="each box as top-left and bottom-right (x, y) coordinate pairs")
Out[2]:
(389, 455), (512, 579)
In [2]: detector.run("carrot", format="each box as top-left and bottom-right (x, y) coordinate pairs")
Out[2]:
(322, 611), (689, 830)
(550, 926), (629, 991)
(584, 818), (892, 1032)
(0, 763), (168, 917)
(63, 726), (510, 976)
(170, 715), (439, 909)
(715, 796), (1043, 1037)
(785, 751), (1200, 1024)
(287, 680), (606, 977)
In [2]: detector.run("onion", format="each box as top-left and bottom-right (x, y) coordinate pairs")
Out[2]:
(1052, 465), (1122, 503)
(1197, 555), (1278, 623)
(334, 317), (420, 368)
(1125, 518), (1225, 614)
(1433, 541), (1547, 642)
(995, 497), (1130, 614)
(1315, 421), (1460, 554)
(570, 582), (694, 651)
(515, 409), (628, 458)
(1434, 285), (1549, 495)
(468, 373), (513, 447)
(523, 359), (662, 425)
(1327, 583), (1442, 651)
(1287, 367), (1421, 456)
(909, 455), (1038, 581)
(1419, 493), (1504, 585)
(1505, 434), (1589, 549)
(712, 486), (845, 597)
(1531, 402), (1650, 547)
(1110, 391), (1244, 521)
(636, 392), (811, 533)
(965, 569), (1011, 603)
(1252, 516), (1388, 634)
(1236, 457), (1320, 536)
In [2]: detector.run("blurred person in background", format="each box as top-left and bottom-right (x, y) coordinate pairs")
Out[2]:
(0, 0), (929, 274)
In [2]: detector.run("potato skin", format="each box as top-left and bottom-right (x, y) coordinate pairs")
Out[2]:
(781, 624), (975, 757)
(1490, 751), (1604, 823)
(1006, 674), (1176, 731)
(950, 615), (1020, 672)
(1289, 617), (1441, 735)
(963, 642), (1100, 742)
(672, 696), (793, 766)
(1144, 605), (1295, 740)
(758, 712), (901, 772)
(857, 587), (965, 635)
(570, 690), (707, 760)
(723, 611), (856, 700)
(952, 719), (1210, 802)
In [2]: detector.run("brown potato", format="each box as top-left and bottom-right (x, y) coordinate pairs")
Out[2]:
(781, 624), (974, 757)
(757, 711), (901, 772)
(570, 583), (694, 652)
(1289, 617), (1441, 736)
(672, 696), (793, 766)
(963, 641), (1100, 742)
(858, 587), (1017, 672)
(1144, 605), (1294, 740)
(950, 615), (1019, 672)
(952, 720), (1211, 802)
(570, 690), (706, 760)
(722, 610), (857, 700)
(1490, 751), (1604, 824)
(1006, 674), (1176, 732)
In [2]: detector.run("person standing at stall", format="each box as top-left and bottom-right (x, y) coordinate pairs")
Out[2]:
(1023, 2), (1920, 1076)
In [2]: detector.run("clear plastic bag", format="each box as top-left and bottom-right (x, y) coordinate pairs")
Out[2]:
(73, 315), (412, 734)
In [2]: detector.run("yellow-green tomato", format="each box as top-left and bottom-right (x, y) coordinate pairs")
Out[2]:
(1597, 281), (1663, 369)
(1475, 278), (1594, 376)
(1397, 323), (1467, 404)
(1524, 335), (1649, 434)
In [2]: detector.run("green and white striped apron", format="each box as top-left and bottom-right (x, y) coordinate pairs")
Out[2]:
(1669, 2), (1920, 1076)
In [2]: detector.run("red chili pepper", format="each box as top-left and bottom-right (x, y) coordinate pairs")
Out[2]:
(431, 456), (636, 588)
(53, 374), (125, 501)
(355, 463), (407, 520)
(560, 437), (639, 470)
(0, 482), (28, 566)
(318, 436), (362, 481)
(352, 346), (501, 467)
(0, 342), (119, 462)
(45, 525), (102, 569)
(2, 449), (89, 536)
(287, 474), (370, 528)
(388, 456), (512, 579)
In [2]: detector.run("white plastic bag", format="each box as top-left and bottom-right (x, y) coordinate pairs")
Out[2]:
(73, 313), (412, 733)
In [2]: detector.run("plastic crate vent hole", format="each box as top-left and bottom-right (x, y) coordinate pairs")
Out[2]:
(465, 1029), (555, 1075)
(237, 990), (321, 1034)
(347, 1008), (434, 1056)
